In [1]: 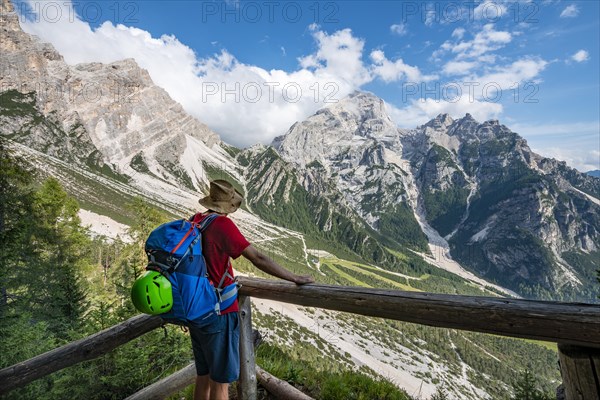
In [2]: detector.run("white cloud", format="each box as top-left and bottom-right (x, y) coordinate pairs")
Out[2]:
(442, 60), (478, 76)
(473, 57), (548, 90)
(15, 0), (560, 159)
(298, 26), (371, 87)
(560, 4), (579, 18)
(571, 50), (589, 63)
(390, 23), (408, 36)
(431, 25), (547, 98)
(434, 24), (512, 62)
(510, 121), (600, 137)
(473, 0), (508, 20)
(454, 24), (511, 59)
(370, 50), (437, 83)
(510, 121), (600, 172)
(424, 7), (436, 27)
(478, 54), (498, 64)
(533, 147), (599, 173)
(387, 97), (503, 128)
(20, 1), (374, 147)
(451, 28), (466, 39)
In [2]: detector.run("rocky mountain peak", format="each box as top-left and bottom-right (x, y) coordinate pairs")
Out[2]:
(1, 0), (13, 11)
(320, 91), (396, 134)
(1, 1), (63, 93)
(1, 0), (18, 30)
(336, 91), (388, 117)
(444, 113), (484, 138)
(1, 7), (220, 166)
(423, 113), (454, 130)
(273, 91), (401, 169)
(457, 113), (478, 124)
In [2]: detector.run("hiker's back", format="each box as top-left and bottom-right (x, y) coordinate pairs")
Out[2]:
(192, 213), (250, 315)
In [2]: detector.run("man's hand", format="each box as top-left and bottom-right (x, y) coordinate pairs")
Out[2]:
(242, 245), (315, 285)
(293, 274), (315, 285)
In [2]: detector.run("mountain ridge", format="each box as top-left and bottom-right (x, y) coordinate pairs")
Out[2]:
(271, 91), (599, 300)
(1, 0), (224, 195)
(1, 0), (598, 300)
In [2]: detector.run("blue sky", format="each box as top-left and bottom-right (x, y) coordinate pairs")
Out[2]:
(16, 0), (600, 171)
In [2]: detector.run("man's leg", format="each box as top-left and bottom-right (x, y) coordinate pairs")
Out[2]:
(194, 375), (210, 400)
(209, 380), (228, 400)
(192, 313), (238, 400)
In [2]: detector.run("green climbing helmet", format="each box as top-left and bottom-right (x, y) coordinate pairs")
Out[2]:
(131, 271), (173, 315)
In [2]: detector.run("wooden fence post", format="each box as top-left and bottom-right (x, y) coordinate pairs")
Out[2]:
(237, 295), (257, 400)
(558, 344), (600, 400)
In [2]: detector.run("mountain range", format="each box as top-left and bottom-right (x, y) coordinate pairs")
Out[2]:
(1, 0), (598, 302)
(1, 1), (598, 397)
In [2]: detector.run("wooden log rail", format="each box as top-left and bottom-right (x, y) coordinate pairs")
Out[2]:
(2, 277), (600, 399)
(0, 314), (163, 396)
(124, 362), (196, 400)
(122, 364), (314, 400)
(237, 277), (600, 348)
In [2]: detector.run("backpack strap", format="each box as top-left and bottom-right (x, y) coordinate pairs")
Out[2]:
(215, 260), (239, 308)
(216, 269), (235, 289)
(197, 213), (218, 231)
(194, 213), (239, 305)
(170, 214), (218, 273)
(217, 280), (239, 304)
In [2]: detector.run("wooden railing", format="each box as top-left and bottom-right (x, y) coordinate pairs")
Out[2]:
(1, 277), (600, 399)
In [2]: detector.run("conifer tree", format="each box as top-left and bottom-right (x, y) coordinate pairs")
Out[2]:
(512, 369), (553, 400)
(30, 178), (90, 333)
(111, 197), (168, 315)
(0, 139), (35, 306)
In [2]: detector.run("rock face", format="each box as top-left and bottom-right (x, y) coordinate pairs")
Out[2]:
(273, 91), (429, 252)
(404, 113), (600, 299)
(272, 92), (600, 300)
(239, 144), (398, 266)
(0, 90), (103, 167)
(0, 0), (220, 178)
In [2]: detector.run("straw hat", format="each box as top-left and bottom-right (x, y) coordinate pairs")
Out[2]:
(199, 180), (243, 214)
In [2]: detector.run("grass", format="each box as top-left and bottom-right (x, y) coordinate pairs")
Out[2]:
(519, 339), (558, 352)
(385, 247), (411, 261)
(323, 258), (419, 292)
(322, 262), (372, 287)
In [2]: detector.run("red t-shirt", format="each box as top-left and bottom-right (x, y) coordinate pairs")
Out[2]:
(192, 212), (250, 314)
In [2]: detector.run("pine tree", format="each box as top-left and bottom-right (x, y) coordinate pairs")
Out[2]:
(512, 369), (553, 400)
(127, 197), (169, 275)
(31, 178), (91, 333)
(111, 197), (168, 315)
(0, 139), (36, 306)
(0, 141), (62, 398)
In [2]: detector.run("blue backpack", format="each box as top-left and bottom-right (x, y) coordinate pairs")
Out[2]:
(145, 214), (238, 327)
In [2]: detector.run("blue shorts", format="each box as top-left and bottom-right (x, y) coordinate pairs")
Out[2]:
(189, 312), (240, 383)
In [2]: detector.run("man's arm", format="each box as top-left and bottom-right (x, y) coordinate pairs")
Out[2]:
(241, 245), (314, 285)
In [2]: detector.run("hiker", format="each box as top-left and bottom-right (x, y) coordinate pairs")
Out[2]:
(190, 179), (314, 400)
